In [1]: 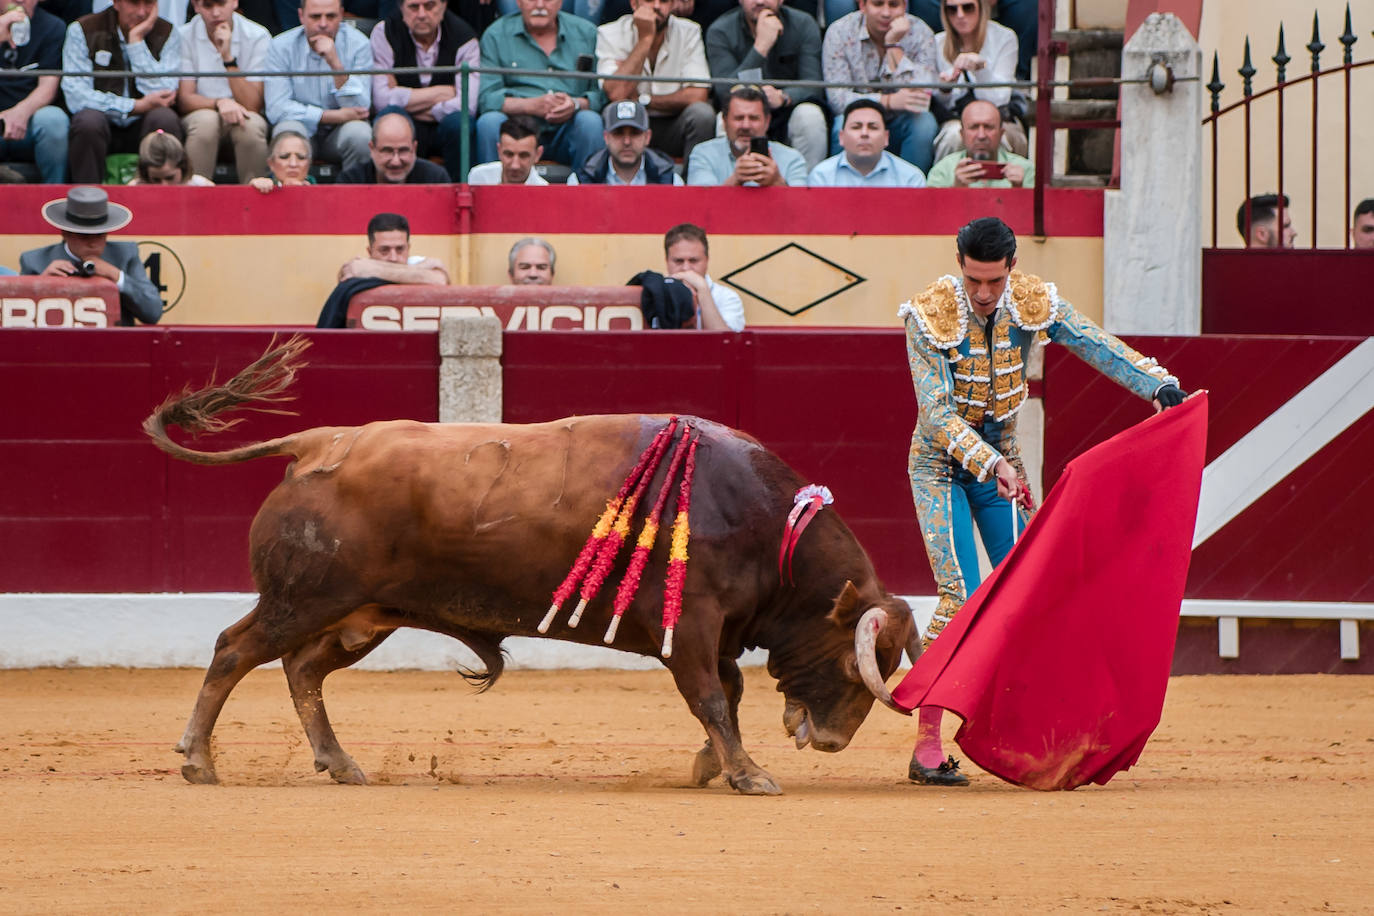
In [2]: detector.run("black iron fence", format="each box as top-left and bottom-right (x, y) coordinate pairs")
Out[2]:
(1204, 1), (1372, 249)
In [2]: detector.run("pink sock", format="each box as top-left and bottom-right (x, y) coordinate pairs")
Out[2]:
(913, 706), (945, 768)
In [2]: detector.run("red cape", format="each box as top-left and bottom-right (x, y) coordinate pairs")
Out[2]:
(891, 394), (1208, 790)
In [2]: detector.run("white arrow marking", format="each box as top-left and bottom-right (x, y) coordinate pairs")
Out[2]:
(1193, 337), (1374, 547)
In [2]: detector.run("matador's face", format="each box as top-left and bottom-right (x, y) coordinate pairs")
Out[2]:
(958, 254), (1016, 318)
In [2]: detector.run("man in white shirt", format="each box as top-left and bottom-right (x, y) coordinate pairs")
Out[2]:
(663, 222), (744, 331)
(466, 115), (549, 184)
(809, 98), (925, 187)
(597, 0), (713, 162)
(176, 0), (270, 182)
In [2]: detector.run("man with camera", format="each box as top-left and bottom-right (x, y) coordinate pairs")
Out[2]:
(685, 84), (805, 186)
(925, 99), (1031, 188)
(19, 186), (163, 325)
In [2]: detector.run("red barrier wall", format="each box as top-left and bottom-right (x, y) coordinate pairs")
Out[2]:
(1201, 250), (1374, 336)
(1044, 335), (1374, 603)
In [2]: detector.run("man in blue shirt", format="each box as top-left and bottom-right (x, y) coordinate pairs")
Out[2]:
(264, 0), (373, 173)
(809, 98), (925, 187)
(686, 84), (806, 186)
(475, 0), (604, 171)
(0, 0), (69, 182)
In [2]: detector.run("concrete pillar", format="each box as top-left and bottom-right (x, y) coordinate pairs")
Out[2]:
(438, 315), (503, 423)
(1102, 12), (1203, 335)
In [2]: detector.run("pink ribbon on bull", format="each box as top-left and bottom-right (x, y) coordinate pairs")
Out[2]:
(778, 484), (833, 585)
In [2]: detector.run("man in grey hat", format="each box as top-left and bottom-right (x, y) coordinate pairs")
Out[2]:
(568, 99), (682, 185)
(19, 186), (163, 326)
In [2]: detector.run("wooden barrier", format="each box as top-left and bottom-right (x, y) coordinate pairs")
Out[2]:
(0, 277), (121, 329)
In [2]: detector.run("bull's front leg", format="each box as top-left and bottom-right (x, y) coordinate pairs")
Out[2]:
(671, 653), (781, 796)
(691, 657), (743, 788)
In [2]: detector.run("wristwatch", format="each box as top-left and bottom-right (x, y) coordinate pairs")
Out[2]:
(223, 57), (238, 69)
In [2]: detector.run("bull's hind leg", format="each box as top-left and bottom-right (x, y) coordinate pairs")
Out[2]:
(281, 621), (395, 785)
(691, 657), (744, 787)
(177, 602), (298, 784)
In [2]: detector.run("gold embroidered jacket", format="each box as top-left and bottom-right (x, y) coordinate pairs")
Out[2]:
(901, 271), (1178, 480)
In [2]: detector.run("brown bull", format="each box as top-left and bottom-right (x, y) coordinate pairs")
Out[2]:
(144, 338), (919, 795)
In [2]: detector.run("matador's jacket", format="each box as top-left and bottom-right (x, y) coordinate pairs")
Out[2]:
(901, 270), (1178, 644)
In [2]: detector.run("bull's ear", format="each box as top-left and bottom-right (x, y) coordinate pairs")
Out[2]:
(825, 580), (862, 628)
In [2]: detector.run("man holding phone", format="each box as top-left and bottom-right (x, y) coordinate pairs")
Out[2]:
(686, 84), (806, 185)
(925, 99), (1032, 189)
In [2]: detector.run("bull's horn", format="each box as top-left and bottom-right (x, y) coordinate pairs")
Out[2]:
(855, 608), (908, 715)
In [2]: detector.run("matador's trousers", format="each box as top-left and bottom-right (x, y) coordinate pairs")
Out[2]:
(909, 420), (1033, 643)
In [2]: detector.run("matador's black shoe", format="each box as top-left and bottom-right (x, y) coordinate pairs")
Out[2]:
(908, 754), (970, 786)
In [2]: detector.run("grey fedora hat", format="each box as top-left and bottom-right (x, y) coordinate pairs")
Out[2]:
(41, 186), (133, 234)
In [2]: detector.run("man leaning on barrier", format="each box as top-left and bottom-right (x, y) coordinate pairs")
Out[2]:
(20, 186), (163, 326)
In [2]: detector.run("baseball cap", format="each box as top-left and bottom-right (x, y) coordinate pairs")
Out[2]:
(603, 100), (649, 132)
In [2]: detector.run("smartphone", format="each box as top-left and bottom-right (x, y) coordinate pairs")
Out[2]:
(748, 136), (770, 157)
(978, 161), (1007, 180)
(575, 54), (594, 73)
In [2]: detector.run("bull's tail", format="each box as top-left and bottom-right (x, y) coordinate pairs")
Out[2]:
(142, 335), (311, 466)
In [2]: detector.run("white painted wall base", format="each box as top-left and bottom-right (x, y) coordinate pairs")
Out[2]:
(0, 593), (939, 671)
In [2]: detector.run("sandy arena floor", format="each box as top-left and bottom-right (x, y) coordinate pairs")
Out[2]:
(1, 667), (1370, 914)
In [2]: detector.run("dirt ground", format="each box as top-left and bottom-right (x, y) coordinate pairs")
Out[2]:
(1, 667), (1370, 915)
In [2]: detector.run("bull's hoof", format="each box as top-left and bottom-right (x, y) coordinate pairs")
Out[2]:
(181, 761), (219, 785)
(327, 760), (368, 785)
(691, 745), (722, 787)
(727, 770), (783, 796)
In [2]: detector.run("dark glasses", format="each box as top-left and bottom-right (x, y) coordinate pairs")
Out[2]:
(945, 2), (978, 15)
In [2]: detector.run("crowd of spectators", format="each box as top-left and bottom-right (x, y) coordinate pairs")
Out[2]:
(0, 0), (1036, 187)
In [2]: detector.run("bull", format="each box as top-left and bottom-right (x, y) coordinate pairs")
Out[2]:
(144, 338), (919, 795)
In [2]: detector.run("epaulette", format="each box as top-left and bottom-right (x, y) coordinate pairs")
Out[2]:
(1005, 270), (1058, 330)
(898, 275), (967, 350)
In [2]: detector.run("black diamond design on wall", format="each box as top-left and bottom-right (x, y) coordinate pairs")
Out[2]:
(720, 243), (866, 317)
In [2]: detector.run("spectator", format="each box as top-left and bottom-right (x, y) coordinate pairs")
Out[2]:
(177, 0), (270, 182)
(663, 221), (744, 330)
(809, 97), (924, 187)
(821, 0), (938, 172)
(129, 127), (215, 182)
(597, 0), (713, 162)
(705, 0), (826, 171)
(19, 186), (162, 325)
(62, 0), (184, 184)
(337, 110), (451, 182)
(924, 98), (1030, 187)
(912, 0), (1034, 81)
(508, 236), (555, 284)
(569, 99), (682, 184)
(686, 84), (805, 185)
(317, 211), (449, 327)
(264, 0), (373, 174)
(1354, 198), (1374, 250)
(249, 127), (314, 190)
(466, 114), (549, 183)
(475, 0), (604, 172)
(0, 0), (69, 183)
(371, 0), (479, 181)
(1236, 193), (1295, 249)
(930, 0), (1023, 162)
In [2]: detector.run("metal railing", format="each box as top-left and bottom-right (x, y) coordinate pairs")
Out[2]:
(1203, 1), (1372, 248)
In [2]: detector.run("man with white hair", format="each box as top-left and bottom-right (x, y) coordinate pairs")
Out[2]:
(508, 237), (556, 285)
